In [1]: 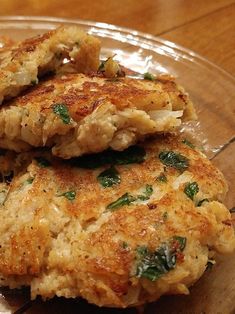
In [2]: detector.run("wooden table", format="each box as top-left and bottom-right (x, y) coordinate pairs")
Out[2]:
(1, 0), (235, 76)
(0, 1), (235, 314)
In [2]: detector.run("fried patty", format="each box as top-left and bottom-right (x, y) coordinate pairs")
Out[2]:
(0, 135), (234, 308)
(0, 26), (100, 104)
(0, 73), (196, 158)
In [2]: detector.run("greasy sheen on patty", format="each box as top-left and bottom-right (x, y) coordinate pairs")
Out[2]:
(0, 73), (196, 158)
(0, 26), (100, 104)
(0, 135), (234, 308)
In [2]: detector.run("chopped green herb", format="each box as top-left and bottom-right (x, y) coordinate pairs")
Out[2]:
(156, 173), (167, 183)
(138, 195), (148, 201)
(144, 72), (155, 81)
(70, 145), (146, 169)
(35, 157), (51, 168)
(136, 245), (148, 256)
(145, 184), (153, 196)
(199, 145), (206, 153)
(162, 211), (168, 221)
(159, 151), (189, 172)
(138, 184), (153, 201)
(98, 57), (122, 77)
(26, 177), (34, 184)
(121, 241), (129, 249)
(52, 103), (71, 124)
(31, 78), (38, 86)
(136, 236), (186, 281)
(97, 166), (120, 188)
(184, 182), (199, 200)
(106, 193), (136, 211)
(98, 60), (106, 72)
(197, 198), (209, 207)
(58, 190), (76, 201)
(182, 138), (195, 149)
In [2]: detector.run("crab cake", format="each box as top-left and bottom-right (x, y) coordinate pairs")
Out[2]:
(0, 73), (196, 158)
(0, 26), (100, 104)
(0, 135), (234, 308)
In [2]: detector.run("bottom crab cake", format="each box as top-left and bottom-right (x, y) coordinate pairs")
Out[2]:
(0, 135), (234, 308)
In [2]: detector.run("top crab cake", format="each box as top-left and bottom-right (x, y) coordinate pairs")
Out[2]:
(0, 73), (196, 158)
(0, 135), (234, 308)
(0, 26), (100, 104)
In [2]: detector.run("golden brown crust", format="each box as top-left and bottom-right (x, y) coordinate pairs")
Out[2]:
(0, 73), (196, 158)
(0, 135), (234, 307)
(0, 26), (100, 104)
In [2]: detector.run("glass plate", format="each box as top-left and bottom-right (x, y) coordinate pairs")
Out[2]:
(0, 16), (234, 314)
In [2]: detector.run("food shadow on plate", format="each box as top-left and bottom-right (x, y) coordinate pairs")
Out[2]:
(1, 287), (137, 314)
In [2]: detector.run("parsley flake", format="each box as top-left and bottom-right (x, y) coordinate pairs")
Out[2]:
(136, 236), (186, 281)
(159, 151), (189, 172)
(184, 182), (199, 200)
(52, 103), (71, 124)
(138, 184), (153, 201)
(58, 190), (76, 201)
(144, 72), (155, 81)
(182, 138), (195, 149)
(97, 166), (120, 188)
(121, 241), (129, 249)
(98, 60), (106, 72)
(31, 78), (38, 86)
(35, 157), (51, 168)
(26, 177), (34, 184)
(156, 173), (167, 183)
(162, 211), (168, 221)
(106, 193), (136, 211)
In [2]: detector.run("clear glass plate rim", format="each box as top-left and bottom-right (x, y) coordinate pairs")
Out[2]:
(0, 14), (234, 314)
(0, 15), (234, 84)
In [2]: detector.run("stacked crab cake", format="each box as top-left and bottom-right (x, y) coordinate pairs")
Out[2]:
(0, 25), (101, 104)
(0, 73), (196, 157)
(0, 135), (234, 307)
(0, 27), (234, 309)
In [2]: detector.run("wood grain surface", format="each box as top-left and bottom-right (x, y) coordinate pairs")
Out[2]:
(1, 0), (235, 76)
(0, 1), (234, 314)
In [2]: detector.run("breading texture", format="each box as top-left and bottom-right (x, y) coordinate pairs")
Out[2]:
(0, 26), (100, 104)
(0, 73), (196, 158)
(0, 135), (234, 307)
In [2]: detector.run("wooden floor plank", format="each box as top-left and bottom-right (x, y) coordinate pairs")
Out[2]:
(0, 0), (235, 34)
(162, 3), (235, 75)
